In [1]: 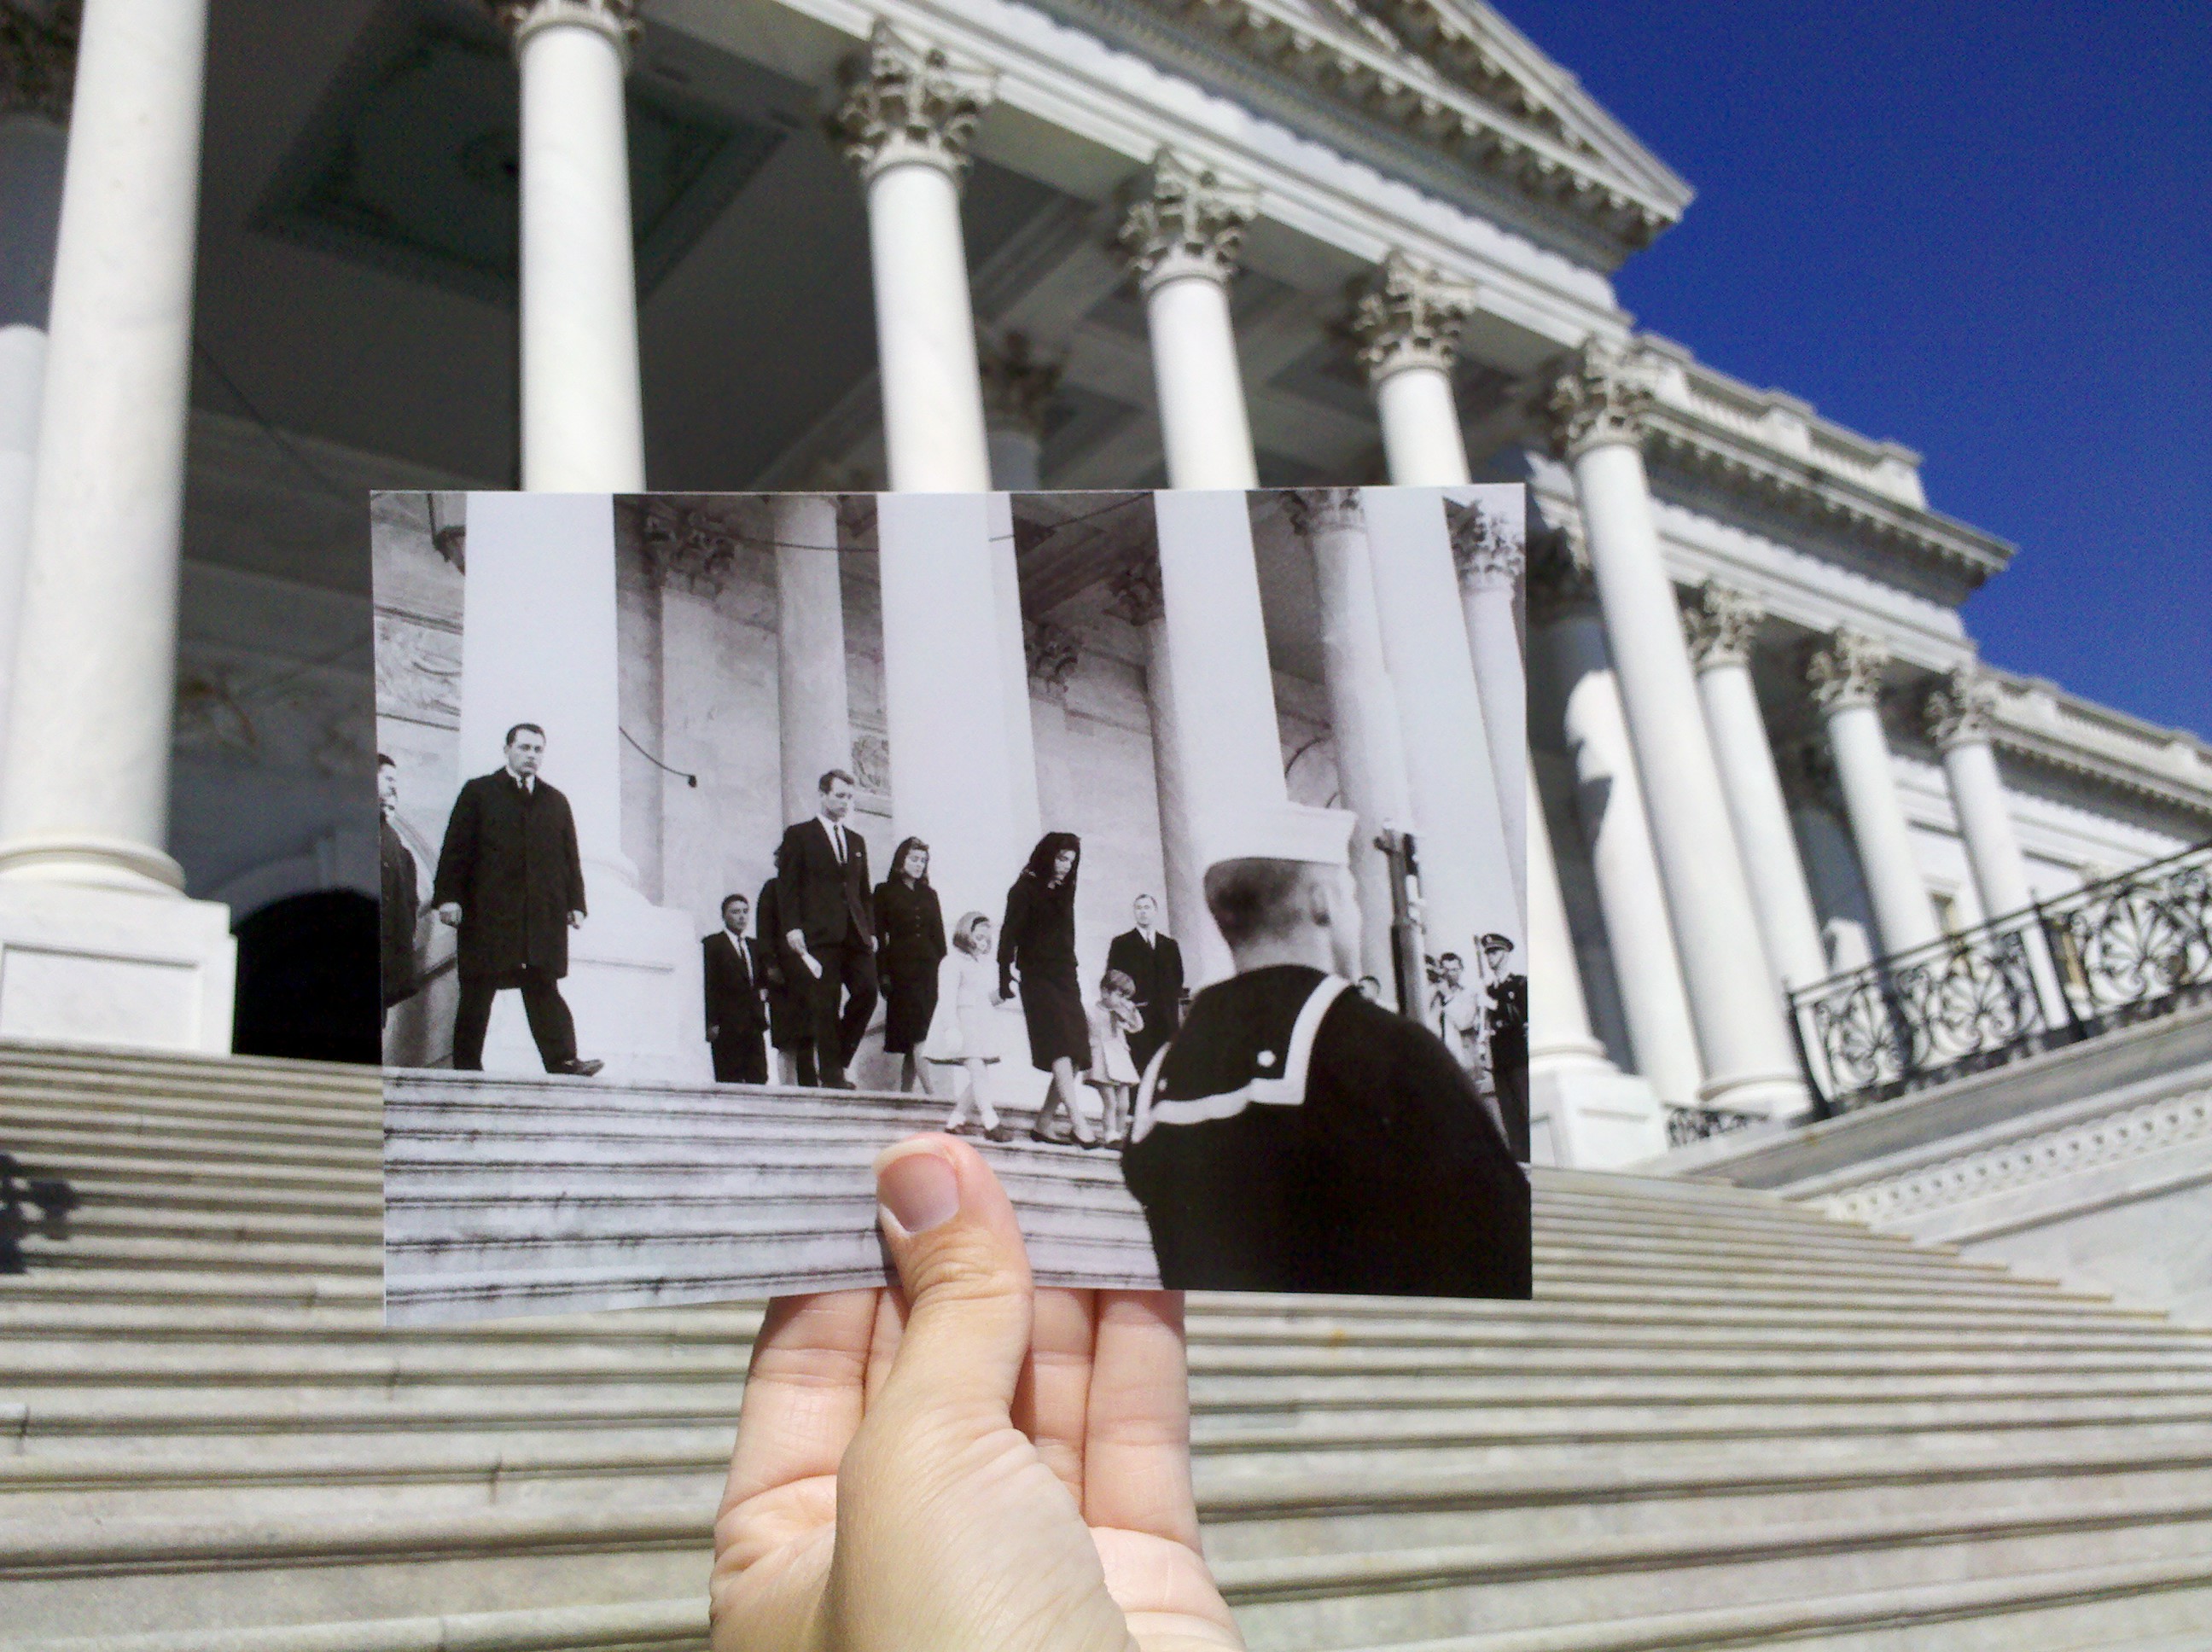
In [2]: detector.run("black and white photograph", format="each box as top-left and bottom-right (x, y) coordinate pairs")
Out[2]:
(375, 485), (1529, 1323)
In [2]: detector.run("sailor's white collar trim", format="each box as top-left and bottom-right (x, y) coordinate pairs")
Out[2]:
(1128, 974), (1353, 1144)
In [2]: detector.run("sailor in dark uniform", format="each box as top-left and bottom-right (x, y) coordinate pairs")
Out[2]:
(1121, 805), (1530, 1300)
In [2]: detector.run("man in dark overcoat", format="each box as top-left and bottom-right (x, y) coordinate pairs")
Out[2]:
(703, 893), (769, 1085)
(378, 755), (419, 1027)
(775, 767), (876, 1089)
(755, 874), (816, 1087)
(432, 723), (602, 1076)
(1106, 892), (1185, 1074)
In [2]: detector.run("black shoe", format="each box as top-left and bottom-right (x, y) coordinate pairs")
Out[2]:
(820, 1073), (857, 1091)
(985, 1125), (1014, 1143)
(556, 1058), (604, 1078)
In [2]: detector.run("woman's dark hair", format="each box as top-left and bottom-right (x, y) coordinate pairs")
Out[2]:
(1022, 831), (1081, 893)
(891, 836), (930, 885)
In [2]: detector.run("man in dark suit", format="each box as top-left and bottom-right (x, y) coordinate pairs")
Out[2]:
(754, 874), (816, 1087)
(703, 893), (769, 1085)
(378, 755), (419, 1027)
(1107, 892), (1185, 1074)
(432, 724), (602, 1077)
(775, 768), (876, 1089)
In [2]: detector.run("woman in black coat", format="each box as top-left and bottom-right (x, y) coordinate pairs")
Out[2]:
(874, 836), (947, 1094)
(999, 831), (1098, 1146)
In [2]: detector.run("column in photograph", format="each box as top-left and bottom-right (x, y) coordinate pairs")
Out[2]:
(875, 492), (1031, 942)
(504, 0), (646, 492)
(987, 490), (1042, 850)
(0, 17), (73, 775)
(1149, 490), (1290, 983)
(1106, 556), (1205, 973)
(980, 331), (1060, 492)
(1024, 618), (1081, 831)
(1349, 250), (1477, 487)
(1542, 340), (1807, 1115)
(1530, 545), (1706, 1109)
(1449, 502), (1528, 893)
(833, 23), (994, 493)
(0, 0), (235, 1050)
(458, 493), (705, 1079)
(1355, 486), (1519, 958)
(1282, 490), (1416, 998)
(1117, 149), (1260, 488)
(1780, 737), (1877, 974)
(1807, 628), (1941, 957)
(771, 492), (853, 829)
(1683, 581), (1828, 996)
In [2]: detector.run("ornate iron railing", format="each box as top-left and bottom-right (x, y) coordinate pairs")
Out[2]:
(1664, 1105), (1766, 1149)
(1790, 839), (2212, 1114)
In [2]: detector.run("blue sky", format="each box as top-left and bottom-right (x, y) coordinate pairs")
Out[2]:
(1496, 1), (2211, 739)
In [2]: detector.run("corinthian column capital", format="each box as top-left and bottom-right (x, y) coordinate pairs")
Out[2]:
(1682, 581), (1766, 672)
(1923, 663), (2000, 751)
(1347, 252), (1478, 385)
(484, 0), (639, 58)
(1525, 518), (1592, 626)
(1807, 628), (1890, 713)
(1115, 148), (1259, 294)
(1105, 556), (1166, 629)
(3, 0), (79, 120)
(1279, 486), (1364, 538)
(1024, 618), (1081, 702)
(1449, 498), (1524, 591)
(830, 21), (996, 183)
(1539, 336), (1659, 462)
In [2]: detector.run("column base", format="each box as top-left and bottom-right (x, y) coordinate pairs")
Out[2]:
(476, 886), (710, 1084)
(1696, 1068), (1814, 1120)
(1529, 1053), (1667, 1169)
(0, 877), (235, 1053)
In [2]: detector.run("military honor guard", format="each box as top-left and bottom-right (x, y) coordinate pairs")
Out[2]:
(1121, 804), (1530, 1299)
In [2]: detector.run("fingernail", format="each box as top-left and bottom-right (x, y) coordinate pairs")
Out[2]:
(878, 1149), (960, 1234)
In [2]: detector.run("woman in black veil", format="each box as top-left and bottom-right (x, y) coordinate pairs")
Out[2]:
(998, 831), (1099, 1146)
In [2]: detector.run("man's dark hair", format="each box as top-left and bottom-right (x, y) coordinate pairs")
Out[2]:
(377, 753), (395, 769)
(721, 893), (748, 911)
(504, 723), (546, 747)
(818, 768), (856, 794)
(1202, 858), (1312, 949)
(1439, 951), (1464, 966)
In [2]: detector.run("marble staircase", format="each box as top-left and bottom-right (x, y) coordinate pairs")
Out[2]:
(6, 1043), (2212, 1649)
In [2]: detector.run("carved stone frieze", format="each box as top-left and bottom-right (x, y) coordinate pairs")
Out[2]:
(1538, 336), (1659, 462)
(1346, 251), (1478, 383)
(2, 0), (79, 122)
(830, 21), (995, 183)
(850, 731), (892, 796)
(1923, 663), (2000, 752)
(1682, 581), (1765, 672)
(639, 502), (745, 599)
(1807, 628), (1890, 713)
(375, 614), (463, 730)
(1115, 148), (1260, 293)
(1105, 556), (1166, 630)
(1448, 498), (1523, 592)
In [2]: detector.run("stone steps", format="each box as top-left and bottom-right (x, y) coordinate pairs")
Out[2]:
(8, 1042), (2212, 1649)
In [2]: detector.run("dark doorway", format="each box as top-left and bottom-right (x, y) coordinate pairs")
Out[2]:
(232, 891), (380, 1065)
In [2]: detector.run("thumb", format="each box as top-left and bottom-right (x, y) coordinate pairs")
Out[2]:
(870, 1136), (1033, 1418)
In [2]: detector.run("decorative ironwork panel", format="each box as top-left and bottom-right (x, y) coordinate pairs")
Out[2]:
(1664, 1107), (1764, 1149)
(2046, 852), (2212, 1027)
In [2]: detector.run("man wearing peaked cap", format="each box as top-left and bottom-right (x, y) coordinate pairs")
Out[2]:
(1120, 802), (1530, 1299)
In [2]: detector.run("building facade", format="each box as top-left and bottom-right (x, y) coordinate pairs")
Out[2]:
(0, 0), (2203, 1158)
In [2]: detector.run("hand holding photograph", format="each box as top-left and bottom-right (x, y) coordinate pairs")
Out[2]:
(374, 485), (1529, 1323)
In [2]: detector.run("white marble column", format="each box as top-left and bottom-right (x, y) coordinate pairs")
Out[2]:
(1807, 628), (1941, 958)
(0, 79), (72, 772)
(1150, 490), (1290, 983)
(1449, 502), (1528, 896)
(1117, 149), (1260, 489)
(1283, 490), (1417, 997)
(876, 492), (1032, 943)
(1683, 581), (1829, 996)
(0, 0), (235, 1050)
(771, 492), (853, 828)
(987, 490), (1042, 849)
(1348, 251), (1477, 487)
(980, 331), (1059, 492)
(834, 24), (994, 493)
(505, 0), (646, 492)
(1357, 486), (1520, 963)
(1924, 665), (2034, 921)
(459, 493), (704, 1078)
(1107, 557), (1203, 964)
(1543, 341), (1807, 1116)
(1023, 618), (1081, 831)
(1534, 573), (1707, 1110)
